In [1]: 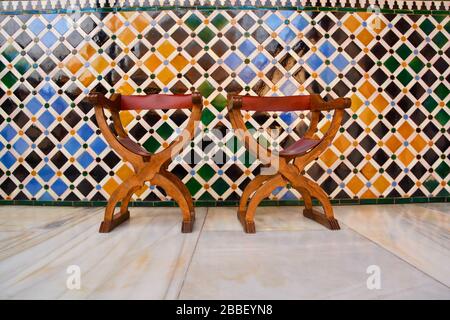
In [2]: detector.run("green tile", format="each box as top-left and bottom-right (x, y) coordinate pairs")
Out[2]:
(423, 177), (439, 192)
(432, 31), (447, 48)
(396, 44), (412, 60)
(198, 26), (215, 44)
(197, 80), (215, 98)
(411, 197), (428, 203)
(185, 14), (202, 31)
(15, 57), (30, 75)
(384, 56), (400, 73)
(377, 198), (394, 204)
(1, 71), (18, 88)
(211, 177), (229, 195)
(185, 177), (202, 195)
(211, 13), (228, 30)
(420, 19), (435, 35)
(422, 96), (438, 112)
(396, 69), (413, 86)
(435, 162), (449, 179)
(2, 45), (19, 62)
(360, 198), (377, 205)
(434, 83), (449, 100)
(435, 109), (449, 126)
(395, 198), (412, 204)
(210, 93), (227, 111)
(198, 163), (216, 181)
(201, 108), (215, 126)
(143, 136), (160, 153)
(409, 57), (425, 74)
(156, 122), (174, 140)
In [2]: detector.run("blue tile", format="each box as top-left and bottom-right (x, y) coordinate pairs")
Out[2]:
(26, 178), (41, 196)
(307, 53), (323, 71)
(91, 137), (107, 154)
(29, 18), (46, 35)
(238, 40), (256, 57)
(319, 41), (336, 58)
(38, 110), (56, 127)
(39, 191), (54, 201)
(1, 124), (17, 141)
(280, 112), (297, 125)
(224, 52), (242, 70)
(78, 123), (94, 141)
(39, 83), (56, 101)
(280, 80), (297, 95)
(266, 14), (282, 31)
(38, 164), (55, 182)
(320, 67), (337, 84)
(41, 31), (58, 48)
(13, 137), (29, 155)
(333, 53), (349, 71)
(78, 151), (94, 168)
(291, 15), (308, 31)
(64, 137), (81, 155)
(51, 178), (68, 196)
(252, 53), (270, 70)
(279, 27), (296, 44)
(0, 151), (16, 168)
(52, 96), (68, 114)
(54, 18), (70, 35)
(26, 97), (43, 115)
(238, 66), (256, 83)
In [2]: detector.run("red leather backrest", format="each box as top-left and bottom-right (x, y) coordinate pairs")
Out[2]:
(239, 95), (311, 112)
(120, 94), (193, 110)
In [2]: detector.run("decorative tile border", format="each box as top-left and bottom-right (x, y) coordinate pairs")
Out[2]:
(0, 9), (449, 205)
(0, 0), (449, 14)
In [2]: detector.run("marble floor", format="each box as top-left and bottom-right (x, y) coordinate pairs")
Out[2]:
(0, 204), (448, 299)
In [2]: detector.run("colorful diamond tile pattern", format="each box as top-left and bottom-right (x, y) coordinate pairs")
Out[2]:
(0, 10), (449, 203)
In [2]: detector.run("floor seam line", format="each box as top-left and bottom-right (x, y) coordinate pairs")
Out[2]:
(175, 207), (209, 300)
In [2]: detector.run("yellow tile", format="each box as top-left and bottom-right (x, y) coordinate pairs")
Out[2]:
(120, 110), (134, 127)
(370, 17), (386, 34)
(171, 54), (189, 72)
(359, 81), (375, 99)
(359, 107), (376, 126)
(157, 67), (175, 85)
(344, 15), (360, 33)
(361, 189), (376, 199)
(398, 122), (414, 139)
(357, 29), (374, 46)
(386, 135), (402, 153)
(372, 94), (389, 113)
(118, 28), (136, 46)
(105, 15), (123, 33)
(103, 178), (119, 196)
(410, 135), (427, 153)
(91, 56), (109, 73)
(66, 56), (83, 75)
(319, 120), (331, 135)
(320, 148), (338, 167)
(357, 12), (371, 20)
(361, 162), (377, 180)
(120, 12), (135, 19)
(132, 15), (149, 33)
(157, 40), (175, 59)
(78, 70), (95, 87)
(116, 164), (134, 181)
(79, 43), (96, 61)
(374, 175), (390, 193)
(144, 54), (162, 72)
(117, 82), (135, 95)
(333, 135), (351, 153)
(347, 176), (365, 195)
(350, 94), (363, 112)
(398, 148), (415, 166)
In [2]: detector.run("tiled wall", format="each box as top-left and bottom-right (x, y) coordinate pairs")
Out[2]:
(0, 8), (449, 203)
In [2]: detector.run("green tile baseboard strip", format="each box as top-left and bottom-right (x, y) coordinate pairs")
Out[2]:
(0, 197), (448, 207)
(0, 5), (449, 16)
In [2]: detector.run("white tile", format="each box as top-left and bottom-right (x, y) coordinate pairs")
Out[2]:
(0, 206), (206, 299)
(204, 206), (347, 232)
(179, 229), (450, 299)
(334, 204), (450, 287)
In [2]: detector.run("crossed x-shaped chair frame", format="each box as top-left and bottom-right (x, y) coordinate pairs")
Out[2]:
(87, 92), (202, 233)
(227, 94), (351, 233)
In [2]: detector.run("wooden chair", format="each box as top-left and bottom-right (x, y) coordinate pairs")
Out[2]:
(227, 94), (351, 233)
(86, 92), (203, 233)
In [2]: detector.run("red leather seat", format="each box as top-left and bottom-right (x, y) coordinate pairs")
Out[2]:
(279, 138), (320, 157)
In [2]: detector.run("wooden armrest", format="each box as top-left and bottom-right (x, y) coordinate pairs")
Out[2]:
(85, 92), (121, 111)
(311, 95), (351, 111)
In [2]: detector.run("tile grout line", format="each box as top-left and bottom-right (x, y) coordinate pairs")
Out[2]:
(339, 210), (450, 290)
(175, 207), (209, 300)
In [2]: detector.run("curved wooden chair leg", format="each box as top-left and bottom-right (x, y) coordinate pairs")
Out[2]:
(160, 171), (194, 216)
(238, 174), (274, 218)
(150, 173), (194, 233)
(119, 186), (140, 215)
(291, 185), (313, 211)
(239, 174), (286, 234)
(99, 178), (143, 233)
(294, 176), (340, 230)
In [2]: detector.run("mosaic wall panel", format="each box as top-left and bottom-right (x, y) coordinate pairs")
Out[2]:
(0, 9), (449, 203)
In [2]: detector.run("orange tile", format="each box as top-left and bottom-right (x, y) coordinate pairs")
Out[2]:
(350, 94), (363, 112)
(361, 189), (376, 199)
(372, 94), (389, 113)
(398, 122), (414, 139)
(347, 176), (365, 195)
(105, 15), (123, 33)
(157, 40), (175, 59)
(344, 15), (360, 33)
(359, 81), (376, 99)
(171, 54), (189, 72)
(118, 28), (136, 46)
(361, 162), (377, 180)
(119, 110), (134, 127)
(144, 54), (162, 72)
(79, 43), (96, 61)
(320, 148), (338, 167)
(78, 70), (95, 87)
(157, 67), (175, 85)
(132, 15), (149, 33)
(116, 164), (134, 181)
(357, 29), (374, 46)
(66, 56), (83, 75)
(91, 56), (109, 73)
(333, 135), (351, 153)
(398, 148), (415, 166)
(359, 107), (376, 126)
(386, 135), (402, 153)
(103, 178), (119, 196)
(117, 82), (135, 95)
(374, 175), (390, 193)
(410, 135), (427, 153)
